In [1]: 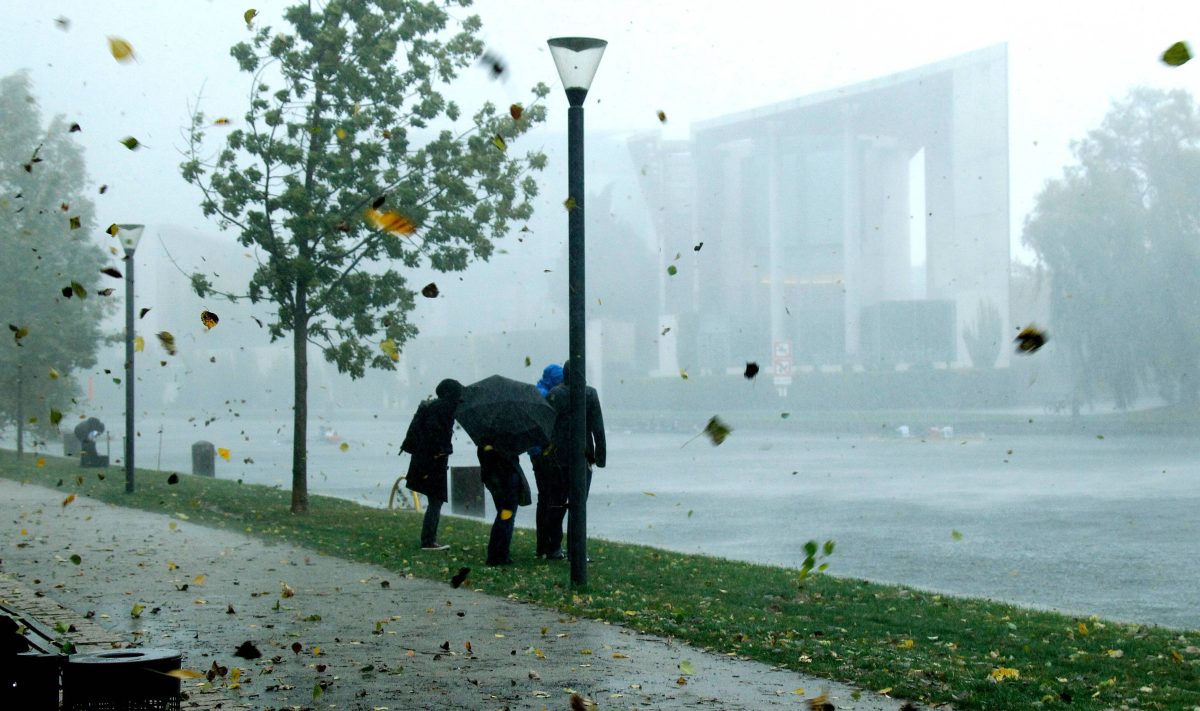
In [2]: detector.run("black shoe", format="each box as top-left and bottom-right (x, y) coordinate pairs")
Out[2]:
(544, 550), (565, 560)
(486, 558), (514, 567)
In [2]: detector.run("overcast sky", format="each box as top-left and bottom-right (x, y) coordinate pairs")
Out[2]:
(4, 0), (1200, 337)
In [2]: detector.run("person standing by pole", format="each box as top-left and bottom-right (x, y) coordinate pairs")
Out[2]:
(545, 361), (606, 561)
(530, 364), (564, 558)
(401, 379), (462, 551)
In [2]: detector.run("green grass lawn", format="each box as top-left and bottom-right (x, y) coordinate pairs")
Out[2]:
(3, 449), (1197, 710)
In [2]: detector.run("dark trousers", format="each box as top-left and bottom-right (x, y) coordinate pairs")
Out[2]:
(547, 465), (592, 555)
(532, 457), (567, 556)
(484, 473), (520, 565)
(420, 497), (443, 547)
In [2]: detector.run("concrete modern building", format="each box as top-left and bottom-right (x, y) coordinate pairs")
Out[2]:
(632, 44), (1010, 391)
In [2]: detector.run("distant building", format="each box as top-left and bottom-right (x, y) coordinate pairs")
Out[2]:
(631, 44), (1010, 391)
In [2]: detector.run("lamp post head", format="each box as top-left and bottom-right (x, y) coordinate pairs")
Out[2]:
(117, 224), (145, 256)
(547, 37), (607, 106)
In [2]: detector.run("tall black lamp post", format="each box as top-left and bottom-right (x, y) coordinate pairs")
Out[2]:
(547, 36), (606, 587)
(119, 224), (145, 493)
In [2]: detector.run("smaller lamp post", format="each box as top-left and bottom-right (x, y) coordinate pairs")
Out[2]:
(119, 224), (145, 493)
(547, 37), (606, 587)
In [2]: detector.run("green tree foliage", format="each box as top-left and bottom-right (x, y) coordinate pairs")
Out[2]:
(180, 1), (548, 512)
(0, 72), (113, 445)
(1023, 87), (1200, 409)
(962, 300), (1002, 370)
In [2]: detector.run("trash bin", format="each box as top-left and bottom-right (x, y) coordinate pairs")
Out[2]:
(191, 441), (215, 477)
(450, 466), (485, 517)
(3, 652), (62, 709)
(62, 648), (181, 711)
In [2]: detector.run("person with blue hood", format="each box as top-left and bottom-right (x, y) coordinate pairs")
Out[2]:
(544, 360), (606, 560)
(530, 364), (564, 558)
(401, 378), (463, 551)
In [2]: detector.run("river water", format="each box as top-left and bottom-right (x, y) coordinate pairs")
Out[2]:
(52, 414), (1200, 630)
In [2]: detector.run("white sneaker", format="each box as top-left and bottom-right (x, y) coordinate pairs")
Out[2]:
(421, 543), (450, 551)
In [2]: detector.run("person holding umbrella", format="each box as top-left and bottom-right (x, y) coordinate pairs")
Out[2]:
(477, 444), (531, 566)
(544, 361), (606, 560)
(401, 379), (463, 551)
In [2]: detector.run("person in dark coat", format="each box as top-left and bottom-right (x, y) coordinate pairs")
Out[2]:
(401, 379), (462, 551)
(529, 364), (565, 558)
(478, 445), (529, 566)
(542, 361), (606, 559)
(73, 417), (105, 457)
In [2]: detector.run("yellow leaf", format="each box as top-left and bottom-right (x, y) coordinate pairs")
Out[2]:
(157, 331), (177, 355)
(563, 196), (577, 211)
(642, 491), (656, 496)
(131, 603), (145, 618)
(989, 667), (1020, 682)
(200, 310), (219, 329)
(1171, 649), (1184, 663)
(679, 368), (689, 380)
(134, 335), (144, 352)
(62, 494), (75, 507)
(793, 688), (805, 695)
(213, 117), (232, 126)
(165, 668), (206, 679)
(48, 367), (60, 379)
(312, 646), (321, 656)
(1078, 622), (1089, 636)
(217, 447), (230, 461)
(244, 8), (258, 25)
(365, 208), (417, 236)
(612, 652), (628, 659)
(20, 529), (28, 536)
(491, 134), (506, 152)
(193, 574), (206, 586)
(380, 338), (399, 362)
(168, 521), (177, 530)
(167, 561), (177, 571)
(36, 457), (45, 468)
(336, 127), (348, 140)
(899, 639), (915, 649)
(500, 509), (513, 520)
(108, 36), (135, 62)
(339, 442), (349, 452)
(877, 687), (892, 695)
(678, 659), (695, 675)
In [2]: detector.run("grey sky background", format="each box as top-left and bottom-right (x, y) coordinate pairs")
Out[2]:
(4, 0), (1199, 341)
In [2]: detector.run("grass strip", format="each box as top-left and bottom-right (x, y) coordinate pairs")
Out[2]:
(3, 449), (1197, 710)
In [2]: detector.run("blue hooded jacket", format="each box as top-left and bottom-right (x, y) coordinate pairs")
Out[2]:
(529, 364), (563, 456)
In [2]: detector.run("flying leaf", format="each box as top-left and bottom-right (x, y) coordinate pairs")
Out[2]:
(101, 267), (123, 279)
(679, 368), (688, 380)
(244, 9), (258, 25)
(380, 338), (399, 362)
(1014, 325), (1047, 354)
(339, 442), (349, 452)
(703, 416), (732, 445)
(281, 582), (295, 598)
(139, 307), (151, 319)
(500, 509), (513, 520)
(509, 104), (524, 120)
(694, 242), (704, 251)
(450, 567), (470, 588)
(1078, 622), (1089, 636)
(69, 216), (81, 230)
(524, 356), (532, 367)
(657, 110), (667, 123)
(55, 16), (70, 30)
(108, 37), (135, 62)
(951, 529), (963, 541)
(167, 668), (206, 682)
(62, 494), (75, 507)
(563, 196), (577, 211)
(371, 195), (386, 209)
(200, 310), (219, 329)
(213, 117), (232, 126)
(421, 283), (439, 298)
(336, 127), (348, 140)
(167, 473), (179, 485)
(99, 184), (108, 194)
(10, 324), (29, 344)
(157, 331), (176, 355)
(312, 683), (324, 701)
(118, 136), (141, 150)
(1162, 41), (1192, 66)
(364, 207), (416, 235)
(97, 288), (114, 296)
(234, 640), (262, 659)
(71, 282), (86, 298)
(217, 447), (230, 461)
(50, 409), (63, 425)
(36, 457), (46, 468)
(491, 135), (507, 152)
(744, 362), (759, 380)
(667, 265), (678, 276)
(134, 336), (144, 352)
(131, 603), (145, 618)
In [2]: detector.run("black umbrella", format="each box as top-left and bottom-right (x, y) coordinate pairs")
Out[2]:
(455, 375), (555, 454)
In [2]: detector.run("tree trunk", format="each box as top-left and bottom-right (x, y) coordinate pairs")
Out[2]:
(291, 283), (309, 514)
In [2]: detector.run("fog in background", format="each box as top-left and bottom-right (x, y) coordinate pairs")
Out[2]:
(5, 0), (1199, 417)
